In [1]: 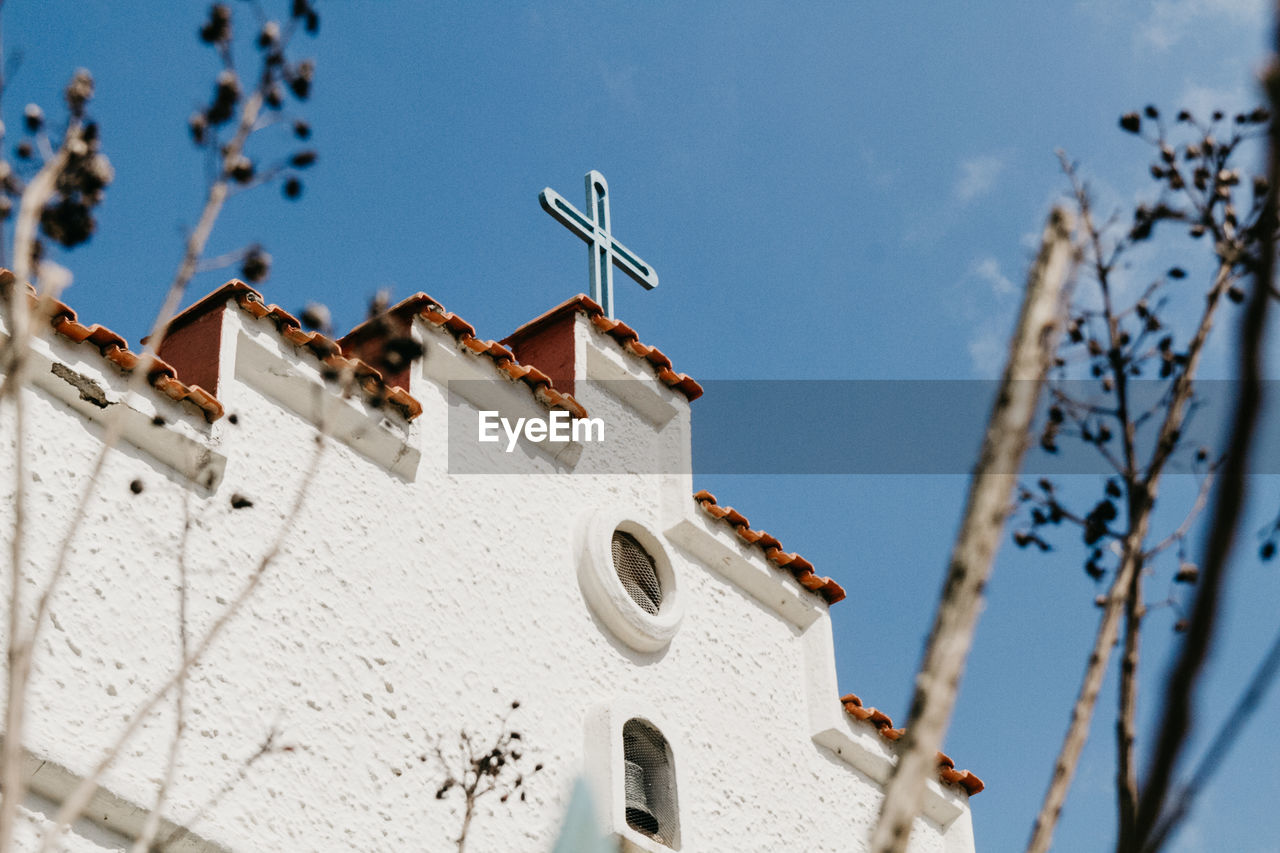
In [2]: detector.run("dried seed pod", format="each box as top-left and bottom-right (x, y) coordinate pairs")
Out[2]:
(200, 4), (232, 44)
(241, 246), (271, 283)
(64, 70), (94, 115)
(23, 104), (43, 133)
(289, 60), (315, 100)
(227, 155), (254, 183)
(300, 301), (331, 331)
(208, 70), (241, 125)
(40, 198), (95, 248)
(189, 112), (208, 144)
(257, 20), (280, 48)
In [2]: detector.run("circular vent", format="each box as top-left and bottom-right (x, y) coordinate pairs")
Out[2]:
(612, 531), (662, 615)
(577, 510), (683, 652)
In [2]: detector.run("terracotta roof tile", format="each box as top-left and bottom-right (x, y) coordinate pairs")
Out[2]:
(839, 693), (984, 796)
(505, 294), (702, 401)
(165, 281), (422, 421)
(340, 292), (589, 420)
(6, 274), (224, 422)
(693, 489), (846, 605)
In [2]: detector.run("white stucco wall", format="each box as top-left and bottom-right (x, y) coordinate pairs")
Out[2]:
(0, 297), (976, 853)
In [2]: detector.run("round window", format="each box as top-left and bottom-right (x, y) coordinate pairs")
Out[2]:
(576, 509), (683, 652)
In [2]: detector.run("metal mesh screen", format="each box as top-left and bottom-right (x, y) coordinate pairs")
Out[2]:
(623, 719), (677, 846)
(611, 531), (662, 614)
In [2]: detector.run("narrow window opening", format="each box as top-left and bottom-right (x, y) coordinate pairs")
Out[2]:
(623, 719), (678, 846)
(612, 531), (662, 614)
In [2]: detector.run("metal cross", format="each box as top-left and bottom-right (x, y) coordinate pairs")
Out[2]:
(539, 170), (658, 319)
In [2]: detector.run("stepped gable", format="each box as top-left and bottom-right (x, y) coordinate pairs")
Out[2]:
(503, 293), (703, 400)
(840, 693), (985, 796)
(4, 270), (224, 422)
(339, 292), (588, 419)
(161, 280), (422, 420)
(692, 489), (846, 605)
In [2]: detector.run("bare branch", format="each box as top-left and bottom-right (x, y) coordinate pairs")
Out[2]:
(1145, 464), (1218, 559)
(1141, 620), (1280, 852)
(1132, 42), (1280, 851)
(35, 432), (327, 853)
(1026, 252), (1235, 853)
(871, 207), (1076, 853)
(0, 111), (80, 852)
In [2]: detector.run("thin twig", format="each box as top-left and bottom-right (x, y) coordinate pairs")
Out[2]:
(154, 727), (285, 852)
(1140, 621), (1280, 852)
(128, 505), (194, 853)
(26, 82), (266, 657)
(35, 432), (327, 853)
(6, 87), (268, 848)
(1145, 465), (1218, 559)
(0, 114), (79, 853)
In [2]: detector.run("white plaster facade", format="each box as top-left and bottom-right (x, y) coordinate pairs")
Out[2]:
(0, 284), (979, 852)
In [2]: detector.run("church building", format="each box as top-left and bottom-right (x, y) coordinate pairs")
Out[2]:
(1, 174), (982, 852)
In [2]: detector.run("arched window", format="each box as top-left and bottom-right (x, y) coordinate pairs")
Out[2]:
(622, 718), (679, 847)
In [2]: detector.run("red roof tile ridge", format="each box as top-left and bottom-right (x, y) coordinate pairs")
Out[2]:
(345, 291), (589, 420)
(162, 281), (422, 421)
(8, 276), (225, 422)
(503, 293), (703, 401)
(838, 693), (984, 795)
(692, 490), (846, 605)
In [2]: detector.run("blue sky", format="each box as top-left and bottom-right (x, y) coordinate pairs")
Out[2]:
(7, 1), (1280, 850)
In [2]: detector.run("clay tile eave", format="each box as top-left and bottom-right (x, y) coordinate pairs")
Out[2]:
(692, 491), (842, 608)
(839, 697), (985, 796)
(502, 293), (702, 401)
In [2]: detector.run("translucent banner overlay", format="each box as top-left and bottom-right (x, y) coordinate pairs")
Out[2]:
(446, 380), (1280, 475)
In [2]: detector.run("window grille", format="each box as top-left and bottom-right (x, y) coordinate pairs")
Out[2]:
(611, 531), (662, 615)
(623, 719), (678, 846)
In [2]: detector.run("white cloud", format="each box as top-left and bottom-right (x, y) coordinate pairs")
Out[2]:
(967, 328), (1007, 376)
(971, 256), (1016, 296)
(954, 155), (1004, 202)
(963, 255), (1019, 375)
(1139, 0), (1265, 50)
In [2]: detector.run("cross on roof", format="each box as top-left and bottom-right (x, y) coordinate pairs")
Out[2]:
(539, 170), (658, 319)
